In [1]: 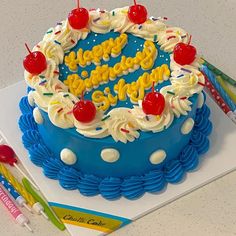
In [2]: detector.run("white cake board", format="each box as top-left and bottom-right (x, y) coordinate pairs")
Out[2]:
(0, 81), (236, 236)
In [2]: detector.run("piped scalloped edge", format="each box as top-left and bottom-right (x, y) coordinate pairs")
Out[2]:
(18, 94), (212, 200)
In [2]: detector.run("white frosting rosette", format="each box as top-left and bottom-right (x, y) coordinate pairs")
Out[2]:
(132, 104), (174, 132)
(43, 20), (89, 52)
(33, 40), (64, 65)
(170, 70), (205, 97)
(31, 79), (68, 112)
(74, 110), (109, 138)
(158, 27), (190, 52)
(104, 108), (140, 143)
(160, 85), (192, 118)
(89, 9), (112, 33)
(48, 92), (79, 128)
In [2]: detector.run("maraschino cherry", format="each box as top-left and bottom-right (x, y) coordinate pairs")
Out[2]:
(68, 0), (89, 30)
(73, 92), (96, 123)
(142, 83), (165, 116)
(128, 0), (148, 24)
(173, 35), (197, 66)
(23, 43), (47, 75)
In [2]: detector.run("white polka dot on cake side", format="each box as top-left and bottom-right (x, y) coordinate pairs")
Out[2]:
(181, 118), (195, 135)
(197, 92), (204, 109)
(33, 107), (44, 124)
(60, 148), (77, 165)
(101, 149), (120, 163)
(149, 150), (167, 165)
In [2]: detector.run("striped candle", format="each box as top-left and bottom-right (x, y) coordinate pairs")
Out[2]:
(202, 65), (236, 112)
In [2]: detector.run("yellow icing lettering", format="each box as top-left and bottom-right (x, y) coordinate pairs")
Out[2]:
(92, 90), (117, 111)
(140, 41), (157, 70)
(64, 34), (128, 71)
(114, 79), (129, 101)
(64, 74), (86, 97)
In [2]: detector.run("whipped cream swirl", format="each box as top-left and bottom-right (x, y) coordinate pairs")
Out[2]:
(158, 27), (190, 52)
(31, 79), (68, 111)
(48, 92), (78, 128)
(132, 104), (174, 132)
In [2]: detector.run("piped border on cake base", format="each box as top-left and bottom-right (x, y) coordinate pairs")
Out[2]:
(18, 95), (212, 200)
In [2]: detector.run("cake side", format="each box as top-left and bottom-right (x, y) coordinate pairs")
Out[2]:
(35, 93), (199, 178)
(19, 94), (212, 200)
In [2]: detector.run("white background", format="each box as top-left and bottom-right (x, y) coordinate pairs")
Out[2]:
(0, 0), (236, 236)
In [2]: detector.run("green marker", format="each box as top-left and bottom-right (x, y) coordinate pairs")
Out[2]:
(22, 178), (66, 231)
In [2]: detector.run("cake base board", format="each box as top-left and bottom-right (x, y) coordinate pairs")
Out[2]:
(0, 81), (236, 236)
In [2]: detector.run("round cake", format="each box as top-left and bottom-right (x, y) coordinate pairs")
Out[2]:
(19, 3), (212, 200)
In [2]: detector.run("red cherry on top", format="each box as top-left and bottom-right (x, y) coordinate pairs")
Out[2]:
(23, 43), (47, 75)
(68, 0), (89, 30)
(173, 35), (197, 66)
(0, 145), (17, 166)
(73, 93), (96, 123)
(128, 0), (148, 24)
(142, 83), (165, 116)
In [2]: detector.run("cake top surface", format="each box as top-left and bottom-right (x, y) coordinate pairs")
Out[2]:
(24, 6), (205, 143)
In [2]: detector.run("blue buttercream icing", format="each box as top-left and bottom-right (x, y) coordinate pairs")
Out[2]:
(195, 113), (213, 136)
(179, 145), (199, 171)
(22, 130), (43, 149)
(164, 160), (185, 184)
(78, 175), (102, 196)
(121, 176), (145, 200)
(190, 129), (210, 155)
(29, 143), (53, 167)
(99, 177), (122, 200)
(59, 168), (81, 190)
(197, 104), (210, 119)
(19, 114), (37, 132)
(43, 158), (65, 179)
(143, 170), (166, 193)
(19, 96), (34, 114)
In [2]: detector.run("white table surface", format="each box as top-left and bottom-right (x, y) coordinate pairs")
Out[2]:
(0, 0), (236, 235)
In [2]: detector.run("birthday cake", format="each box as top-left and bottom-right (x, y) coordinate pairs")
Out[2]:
(19, 2), (212, 200)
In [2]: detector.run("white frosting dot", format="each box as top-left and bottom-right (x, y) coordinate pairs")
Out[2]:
(33, 107), (44, 124)
(101, 149), (120, 163)
(181, 118), (195, 135)
(60, 148), (77, 165)
(197, 92), (204, 109)
(150, 150), (166, 165)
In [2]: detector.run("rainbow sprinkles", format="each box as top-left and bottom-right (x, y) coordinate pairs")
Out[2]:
(24, 6), (205, 144)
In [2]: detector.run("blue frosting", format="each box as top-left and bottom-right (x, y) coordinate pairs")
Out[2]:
(164, 160), (185, 184)
(78, 174), (102, 197)
(22, 130), (43, 149)
(43, 158), (65, 179)
(28, 143), (53, 167)
(19, 114), (37, 132)
(121, 176), (145, 200)
(179, 145), (198, 171)
(59, 168), (81, 190)
(190, 129), (209, 155)
(143, 170), (166, 193)
(19, 96), (34, 114)
(99, 177), (122, 200)
(195, 112), (212, 136)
